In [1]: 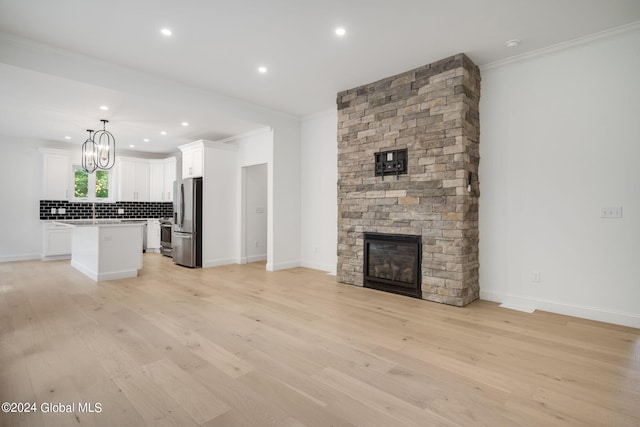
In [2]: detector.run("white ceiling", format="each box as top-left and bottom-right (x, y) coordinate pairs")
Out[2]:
(1, 0), (640, 153)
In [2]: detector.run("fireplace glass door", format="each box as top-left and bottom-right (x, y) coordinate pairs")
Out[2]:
(364, 233), (421, 298)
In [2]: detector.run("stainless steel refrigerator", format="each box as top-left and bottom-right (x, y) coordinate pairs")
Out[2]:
(172, 177), (202, 267)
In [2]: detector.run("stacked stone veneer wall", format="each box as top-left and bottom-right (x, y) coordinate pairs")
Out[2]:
(336, 53), (481, 306)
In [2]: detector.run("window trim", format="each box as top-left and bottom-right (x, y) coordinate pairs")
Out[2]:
(71, 164), (114, 203)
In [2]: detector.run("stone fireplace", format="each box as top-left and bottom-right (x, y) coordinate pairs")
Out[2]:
(337, 53), (480, 307)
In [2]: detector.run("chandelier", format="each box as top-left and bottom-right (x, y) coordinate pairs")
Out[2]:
(94, 119), (116, 170)
(81, 119), (116, 173)
(81, 129), (97, 173)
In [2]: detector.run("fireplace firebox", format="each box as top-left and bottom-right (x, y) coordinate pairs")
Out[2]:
(364, 233), (421, 298)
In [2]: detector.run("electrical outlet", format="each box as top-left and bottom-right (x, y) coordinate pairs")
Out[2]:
(58, 208), (66, 214)
(532, 271), (541, 283)
(118, 208), (124, 214)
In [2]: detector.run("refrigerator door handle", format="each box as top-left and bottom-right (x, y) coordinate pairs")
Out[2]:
(180, 183), (185, 228)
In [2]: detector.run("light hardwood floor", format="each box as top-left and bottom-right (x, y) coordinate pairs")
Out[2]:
(1, 254), (639, 426)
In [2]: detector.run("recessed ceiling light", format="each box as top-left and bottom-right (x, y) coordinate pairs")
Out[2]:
(143, 138), (150, 142)
(160, 131), (167, 135)
(506, 39), (521, 48)
(181, 122), (189, 126)
(335, 27), (346, 37)
(64, 136), (71, 140)
(129, 144), (135, 148)
(258, 66), (267, 74)
(99, 105), (109, 111)
(161, 28), (172, 36)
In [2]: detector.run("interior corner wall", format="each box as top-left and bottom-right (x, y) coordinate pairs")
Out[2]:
(0, 136), (43, 261)
(300, 110), (338, 273)
(479, 27), (640, 328)
(244, 163), (268, 262)
(269, 122), (302, 271)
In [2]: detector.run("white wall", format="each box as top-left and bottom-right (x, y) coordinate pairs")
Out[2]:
(300, 110), (338, 273)
(0, 136), (42, 261)
(270, 122), (302, 271)
(479, 26), (640, 328)
(244, 163), (268, 262)
(201, 142), (239, 267)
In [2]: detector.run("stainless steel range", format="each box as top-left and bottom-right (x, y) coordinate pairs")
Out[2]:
(159, 218), (173, 257)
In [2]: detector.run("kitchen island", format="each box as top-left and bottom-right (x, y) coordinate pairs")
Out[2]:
(53, 220), (145, 282)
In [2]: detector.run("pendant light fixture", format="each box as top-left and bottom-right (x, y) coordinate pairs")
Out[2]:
(81, 129), (97, 173)
(93, 119), (116, 170)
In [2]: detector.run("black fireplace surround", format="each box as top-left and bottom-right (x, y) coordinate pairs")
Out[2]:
(364, 233), (422, 298)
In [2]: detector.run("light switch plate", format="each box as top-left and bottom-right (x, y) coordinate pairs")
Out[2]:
(532, 271), (541, 283)
(58, 208), (66, 214)
(601, 206), (623, 218)
(50, 208), (57, 214)
(118, 208), (124, 214)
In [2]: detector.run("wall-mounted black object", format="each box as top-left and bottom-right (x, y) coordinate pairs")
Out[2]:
(374, 148), (407, 179)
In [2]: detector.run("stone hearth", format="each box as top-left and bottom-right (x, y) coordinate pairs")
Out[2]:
(336, 53), (480, 307)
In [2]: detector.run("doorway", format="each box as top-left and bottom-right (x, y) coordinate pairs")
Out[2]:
(242, 163), (268, 263)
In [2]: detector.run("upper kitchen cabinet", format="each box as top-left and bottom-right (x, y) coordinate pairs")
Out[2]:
(149, 160), (164, 201)
(40, 148), (71, 200)
(180, 142), (204, 178)
(149, 157), (176, 202)
(117, 157), (150, 201)
(164, 157), (176, 200)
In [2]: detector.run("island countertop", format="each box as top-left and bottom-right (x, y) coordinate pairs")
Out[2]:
(52, 219), (148, 227)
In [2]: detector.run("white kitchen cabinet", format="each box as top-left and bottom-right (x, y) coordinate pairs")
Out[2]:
(181, 145), (203, 178)
(164, 157), (176, 201)
(135, 161), (150, 200)
(42, 222), (72, 260)
(117, 158), (150, 201)
(40, 149), (71, 200)
(149, 161), (165, 201)
(149, 157), (176, 202)
(147, 219), (161, 251)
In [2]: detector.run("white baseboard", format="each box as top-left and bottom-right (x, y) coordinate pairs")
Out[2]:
(41, 254), (71, 262)
(203, 258), (236, 268)
(499, 302), (536, 313)
(98, 270), (139, 281)
(0, 253), (41, 263)
(266, 260), (301, 271)
(71, 260), (138, 282)
(70, 260), (98, 281)
(246, 254), (267, 263)
(300, 260), (337, 275)
(481, 290), (640, 329)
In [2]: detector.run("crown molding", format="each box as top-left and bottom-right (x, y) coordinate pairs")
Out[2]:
(214, 127), (272, 144)
(481, 20), (640, 71)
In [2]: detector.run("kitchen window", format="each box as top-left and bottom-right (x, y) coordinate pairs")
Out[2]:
(72, 166), (113, 202)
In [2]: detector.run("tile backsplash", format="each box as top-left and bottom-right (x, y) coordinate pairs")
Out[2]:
(40, 200), (173, 220)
